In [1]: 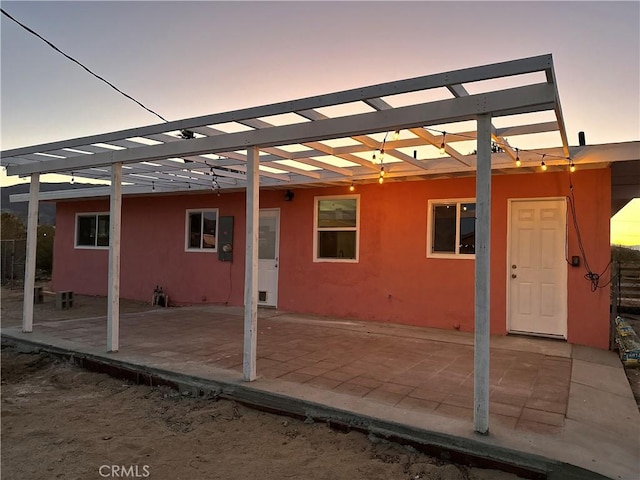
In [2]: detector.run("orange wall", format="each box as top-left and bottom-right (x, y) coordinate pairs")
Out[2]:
(53, 168), (611, 349)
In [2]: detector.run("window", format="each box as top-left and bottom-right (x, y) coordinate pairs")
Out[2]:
(186, 209), (218, 251)
(76, 213), (110, 248)
(427, 200), (476, 258)
(314, 195), (359, 262)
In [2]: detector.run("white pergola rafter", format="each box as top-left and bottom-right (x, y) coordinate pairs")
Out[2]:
(5, 83), (558, 177)
(3, 54), (568, 189)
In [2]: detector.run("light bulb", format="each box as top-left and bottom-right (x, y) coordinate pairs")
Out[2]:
(439, 142), (446, 155)
(70, 172), (75, 185)
(349, 182), (355, 192)
(380, 166), (385, 177)
(570, 162), (576, 173)
(515, 159), (521, 167)
(379, 149), (385, 161)
(393, 130), (400, 141)
(541, 161), (547, 171)
(378, 176), (384, 184)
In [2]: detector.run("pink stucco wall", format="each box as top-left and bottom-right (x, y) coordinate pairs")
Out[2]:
(53, 168), (612, 349)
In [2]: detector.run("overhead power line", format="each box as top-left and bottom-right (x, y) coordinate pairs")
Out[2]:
(1, 8), (169, 123)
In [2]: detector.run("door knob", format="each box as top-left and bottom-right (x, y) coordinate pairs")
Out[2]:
(511, 274), (517, 279)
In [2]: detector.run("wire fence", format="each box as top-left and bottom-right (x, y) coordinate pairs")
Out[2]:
(1, 239), (27, 288)
(614, 261), (640, 311)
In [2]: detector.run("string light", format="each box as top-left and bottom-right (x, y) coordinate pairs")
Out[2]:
(379, 148), (385, 162)
(379, 165), (385, 184)
(372, 152), (377, 163)
(349, 181), (355, 192)
(70, 172), (75, 185)
(541, 154), (547, 171)
(417, 125), (569, 167)
(152, 181), (155, 192)
(570, 160), (576, 173)
(515, 148), (521, 167)
(188, 183), (191, 190)
(439, 132), (446, 155)
(393, 130), (400, 141)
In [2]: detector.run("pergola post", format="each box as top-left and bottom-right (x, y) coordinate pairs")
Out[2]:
(107, 162), (122, 352)
(474, 114), (492, 434)
(243, 146), (260, 381)
(22, 173), (40, 333)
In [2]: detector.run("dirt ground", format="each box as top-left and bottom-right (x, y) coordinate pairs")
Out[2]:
(1, 348), (522, 480)
(1, 286), (522, 480)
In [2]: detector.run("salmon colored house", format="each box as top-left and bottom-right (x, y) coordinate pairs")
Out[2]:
(3, 55), (639, 432)
(48, 162), (634, 351)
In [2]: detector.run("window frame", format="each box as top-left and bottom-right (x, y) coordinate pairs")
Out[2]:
(427, 198), (476, 259)
(313, 194), (360, 263)
(185, 208), (219, 253)
(74, 212), (110, 249)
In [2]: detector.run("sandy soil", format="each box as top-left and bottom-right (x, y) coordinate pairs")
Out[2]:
(1, 285), (524, 479)
(1, 348), (522, 480)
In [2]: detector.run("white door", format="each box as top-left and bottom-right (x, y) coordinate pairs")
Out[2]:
(258, 209), (280, 307)
(508, 199), (567, 338)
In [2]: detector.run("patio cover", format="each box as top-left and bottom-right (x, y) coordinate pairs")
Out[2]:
(3, 54), (636, 434)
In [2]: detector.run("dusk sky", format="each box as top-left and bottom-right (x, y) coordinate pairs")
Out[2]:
(1, 1), (638, 243)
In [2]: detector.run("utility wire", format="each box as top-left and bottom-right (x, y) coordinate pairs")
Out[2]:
(1, 8), (169, 123)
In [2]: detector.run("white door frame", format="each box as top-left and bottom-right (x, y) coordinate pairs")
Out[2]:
(258, 208), (280, 307)
(506, 197), (568, 338)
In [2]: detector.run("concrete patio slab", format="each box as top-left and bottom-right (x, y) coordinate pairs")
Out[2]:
(2, 305), (638, 480)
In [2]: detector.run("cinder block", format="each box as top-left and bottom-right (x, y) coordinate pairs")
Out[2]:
(56, 291), (73, 309)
